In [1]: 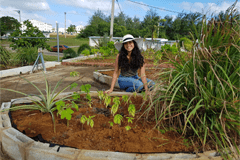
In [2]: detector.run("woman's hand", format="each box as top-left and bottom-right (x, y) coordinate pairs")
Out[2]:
(104, 89), (113, 94)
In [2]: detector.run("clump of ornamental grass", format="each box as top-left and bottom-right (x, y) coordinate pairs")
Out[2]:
(145, 6), (240, 160)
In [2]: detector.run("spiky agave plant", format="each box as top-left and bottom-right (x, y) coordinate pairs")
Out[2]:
(1, 72), (83, 133)
(147, 6), (240, 160)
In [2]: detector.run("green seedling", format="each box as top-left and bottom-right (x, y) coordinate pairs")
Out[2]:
(128, 104), (136, 117)
(157, 142), (170, 147)
(56, 100), (78, 127)
(122, 95), (130, 105)
(80, 84), (92, 107)
(72, 92), (80, 100)
(114, 114), (123, 126)
(97, 90), (104, 102)
(125, 125), (131, 131)
(86, 115), (95, 128)
(70, 82), (78, 90)
(141, 91), (148, 101)
(104, 94), (111, 108)
(70, 71), (80, 77)
(111, 97), (121, 115)
(126, 117), (134, 124)
(80, 115), (87, 130)
(108, 121), (114, 128)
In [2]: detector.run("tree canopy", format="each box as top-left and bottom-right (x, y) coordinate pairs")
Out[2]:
(0, 16), (20, 36)
(9, 20), (50, 50)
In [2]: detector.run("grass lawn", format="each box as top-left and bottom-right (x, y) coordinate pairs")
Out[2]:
(47, 35), (89, 47)
(0, 39), (13, 46)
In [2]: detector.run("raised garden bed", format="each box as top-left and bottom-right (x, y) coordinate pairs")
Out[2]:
(0, 92), (233, 159)
(10, 93), (193, 153)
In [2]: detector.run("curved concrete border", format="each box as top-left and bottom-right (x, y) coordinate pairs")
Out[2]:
(0, 62), (61, 79)
(93, 69), (120, 88)
(0, 91), (232, 160)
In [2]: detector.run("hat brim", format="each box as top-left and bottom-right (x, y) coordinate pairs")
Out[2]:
(114, 38), (143, 51)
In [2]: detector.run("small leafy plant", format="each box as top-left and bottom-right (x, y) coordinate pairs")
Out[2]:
(114, 114), (123, 126)
(126, 117), (134, 124)
(80, 115), (87, 130)
(103, 94), (111, 108)
(97, 90), (104, 102)
(87, 115), (95, 128)
(108, 121), (114, 128)
(141, 91), (148, 101)
(70, 71), (80, 77)
(111, 97), (120, 115)
(80, 84), (92, 107)
(56, 100), (78, 127)
(128, 104), (136, 117)
(125, 126), (131, 131)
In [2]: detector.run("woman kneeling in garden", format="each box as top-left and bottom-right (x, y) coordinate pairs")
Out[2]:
(104, 34), (155, 95)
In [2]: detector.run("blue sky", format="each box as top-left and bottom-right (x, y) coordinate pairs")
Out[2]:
(0, 0), (239, 29)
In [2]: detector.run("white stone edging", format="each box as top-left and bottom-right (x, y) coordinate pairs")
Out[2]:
(0, 62), (61, 79)
(0, 91), (234, 160)
(62, 53), (101, 62)
(93, 69), (120, 88)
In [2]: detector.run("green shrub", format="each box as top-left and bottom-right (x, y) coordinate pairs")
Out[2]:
(81, 49), (90, 56)
(62, 48), (77, 59)
(179, 37), (193, 51)
(15, 47), (38, 66)
(107, 41), (115, 49)
(0, 46), (10, 67)
(91, 49), (99, 55)
(77, 44), (91, 56)
(161, 44), (171, 52)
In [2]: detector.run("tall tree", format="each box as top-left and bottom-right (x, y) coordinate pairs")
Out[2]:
(142, 9), (160, 40)
(0, 16), (20, 36)
(9, 20), (50, 50)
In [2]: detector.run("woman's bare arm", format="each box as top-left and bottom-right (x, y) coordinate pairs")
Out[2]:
(140, 63), (148, 92)
(105, 54), (120, 94)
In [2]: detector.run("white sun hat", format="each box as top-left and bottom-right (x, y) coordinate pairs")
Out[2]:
(114, 34), (143, 51)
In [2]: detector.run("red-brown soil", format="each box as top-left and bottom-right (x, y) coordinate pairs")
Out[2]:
(99, 68), (163, 81)
(11, 94), (194, 153)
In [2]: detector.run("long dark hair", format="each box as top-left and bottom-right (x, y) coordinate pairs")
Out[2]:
(118, 40), (144, 72)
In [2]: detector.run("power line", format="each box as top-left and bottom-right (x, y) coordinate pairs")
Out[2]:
(127, 0), (182, 14)
(116, 0), (122, 13)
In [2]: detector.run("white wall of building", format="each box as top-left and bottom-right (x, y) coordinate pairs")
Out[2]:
(76, 25), (85, 33)
(21, 19), (52, 32)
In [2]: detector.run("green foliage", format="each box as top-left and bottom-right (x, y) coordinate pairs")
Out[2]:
(15, 47), (38, 65)
(67, 24), (76, 33)
(97, 90), (104, 101)
(103, 94), (111, 108)
(141, 91), (148, 101)
(0, 16), (20, 36)
(0, 73), (75, 133)
(111, 97), (120, 116)
(56, 100), (77, 127)
(125, 126), (131, 131)
(128, 104), (136, 117)
(126, 117), (134, 124)
(9, 20), (50, 50)
(81, 49), (90, 56)
(77, 44), (91, 56)
(114, 114), (123, 125)
(108, 121), (114, 127)
(62, 48), (77, 59)
(150, 8), (240, 159)
(122, 95), (130, 104)
(179, 37), (193, 51)
(70, 71), (80, 77)
(91, 48), (99, 54)
(80, 84), (92, 107)
(81, 115), (95, 128)
(0, 46), (10, 67)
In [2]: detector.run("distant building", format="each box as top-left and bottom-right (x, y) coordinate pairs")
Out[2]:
(76, 25), (85, 33)
(21, 19), (52, 32)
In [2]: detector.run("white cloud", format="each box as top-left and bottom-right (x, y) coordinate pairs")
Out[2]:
(56, 0), (113, 12)
(0, 0), (50, 11)
(178, 1), (240, 15)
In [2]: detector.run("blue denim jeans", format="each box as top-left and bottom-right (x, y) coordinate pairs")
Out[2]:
(118, 74), (155, 92)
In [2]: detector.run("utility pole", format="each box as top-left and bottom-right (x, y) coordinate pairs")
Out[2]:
(64, 12), (66, 38)
(110, 0), (115, 41)
(14, 10), (21, 33)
